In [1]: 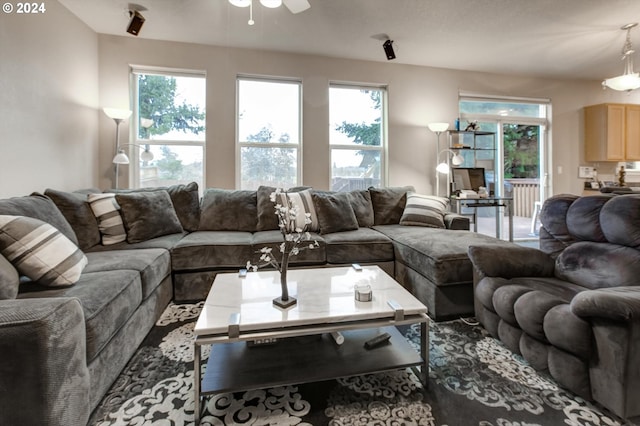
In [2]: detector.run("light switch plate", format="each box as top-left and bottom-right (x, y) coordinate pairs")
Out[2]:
(579, 166), (594, 178)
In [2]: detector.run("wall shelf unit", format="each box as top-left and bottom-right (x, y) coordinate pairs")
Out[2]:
(447, 130), (496, 191)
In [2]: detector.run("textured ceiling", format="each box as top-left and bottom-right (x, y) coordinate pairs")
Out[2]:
(59, 0), (640, 81)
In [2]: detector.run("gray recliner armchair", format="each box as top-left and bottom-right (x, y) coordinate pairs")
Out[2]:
(468, 193), (640, 420)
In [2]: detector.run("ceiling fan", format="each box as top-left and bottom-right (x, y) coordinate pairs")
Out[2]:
(230, 0), (311, 25)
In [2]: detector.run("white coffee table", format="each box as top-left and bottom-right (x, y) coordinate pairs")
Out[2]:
(193, 265), (429, 424)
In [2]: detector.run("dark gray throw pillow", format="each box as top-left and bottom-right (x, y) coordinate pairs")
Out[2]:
(256, 185), (279, 231)
(0, 193), (79, 246)
(0, 254), (19, 300)
(109, 182), (200, 232)
(115, 191), (183, 244)
(369, 186), (415, 225)
(312, 192), (359, 234)
(348, 190), (374, 228)
(45, 188), (101, 251)
(199, 189), (258, 232)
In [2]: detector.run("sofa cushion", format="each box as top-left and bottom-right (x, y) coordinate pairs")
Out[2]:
(323, 228), (393, 264)
(0, 216), (87, 287)
(513, 290), (566, 342)
(312, 192), (359, 234)
(172, 231), (254, 270)
(109, 182), (200, 232)
(565, 195), (610, 243)
(252, 230), (326, 265)
(0, 193), (78, 245)
(539, 194), (579, 256)
(116, 191), (183, 244)
(375, 224), (506, 286)
(348, 190), (374, 228)
(44, 189), (101, 251)
(492, 284), (533, 326)
(199, 189), (257, 232)
(475, 276), (510, 313)
(0, 254), (19, 299)
(600, 194), (640, 247)
(369, 186), (414, 225)
(399, 192), (448, 228)
(86, 233), (185, 253)
(17, 269), (142, 362)
(84, 249), (170, 300)
(87, 193), (126, 245)
(555, 241), (640, 290)
(544, 303), (592, 361)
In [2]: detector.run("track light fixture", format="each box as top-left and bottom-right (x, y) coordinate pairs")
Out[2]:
(383, 39), (396, 60)
(127, 10), (145, 36)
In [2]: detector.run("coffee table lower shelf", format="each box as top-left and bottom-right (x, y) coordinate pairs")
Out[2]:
(201, 325), (424, 395)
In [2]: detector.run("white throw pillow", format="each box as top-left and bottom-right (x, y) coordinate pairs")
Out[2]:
(0, 215), (88, 287)
(88, 193), (127, 245)
(277, 189), (319, 232)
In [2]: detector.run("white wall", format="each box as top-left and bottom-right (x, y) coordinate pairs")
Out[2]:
(0, 1), (99, 198)
(99, 34), (640, 196)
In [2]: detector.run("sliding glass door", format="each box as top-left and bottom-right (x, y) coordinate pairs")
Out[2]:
(459, 96), (550, 241)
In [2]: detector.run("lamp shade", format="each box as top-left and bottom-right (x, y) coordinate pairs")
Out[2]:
(140, 118), (154, 129)
(428, 122), (449, 133)
(229, 0), (251, 6)
(436, 162), (450, 174)
(140, 148), (154, 162)
(103, 108), (132, 120)
(452, 153), (464, 166)
(260, 0), (282, 7)
(602, 73), (640, 91)
(113, 149), (130, 165)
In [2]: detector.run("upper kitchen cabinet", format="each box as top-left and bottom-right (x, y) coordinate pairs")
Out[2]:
(584, 103), (640, 162)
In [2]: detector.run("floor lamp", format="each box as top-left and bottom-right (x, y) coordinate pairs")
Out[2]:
(103, 108), (132, 189)
(428, 122), (449, 196)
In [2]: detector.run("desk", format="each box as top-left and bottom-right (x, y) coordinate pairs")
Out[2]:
(451, 196), (513, 242)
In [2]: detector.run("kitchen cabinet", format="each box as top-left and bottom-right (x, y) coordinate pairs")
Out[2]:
(584, 103), (640, 161)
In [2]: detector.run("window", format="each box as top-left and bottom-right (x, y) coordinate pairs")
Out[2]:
(131, 68), (206, 191)
(329, 84), (386, 191)
(237, 77), (301, 190)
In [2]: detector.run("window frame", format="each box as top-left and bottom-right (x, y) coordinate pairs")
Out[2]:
(328, 82), (388, 191)
(129, 66), (207, 190)
(235, 75), (303, 190)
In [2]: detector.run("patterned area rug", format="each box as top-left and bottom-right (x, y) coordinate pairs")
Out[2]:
(89, 303), (625, 425)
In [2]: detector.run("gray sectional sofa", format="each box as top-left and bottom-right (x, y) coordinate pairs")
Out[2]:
(469, 193), (640, 420)
(0, 183), (510, 425)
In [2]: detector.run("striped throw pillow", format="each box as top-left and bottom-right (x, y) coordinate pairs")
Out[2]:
(278, 189), (319, 232)
(0, 215), (88, 287)
(88, 193), (127, 245)
(399, 192), (449, 228)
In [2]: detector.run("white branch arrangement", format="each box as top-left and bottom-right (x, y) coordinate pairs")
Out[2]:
(246, 189), (319, 307)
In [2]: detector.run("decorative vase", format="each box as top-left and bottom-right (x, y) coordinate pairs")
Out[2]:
(273, 249), (297, 308)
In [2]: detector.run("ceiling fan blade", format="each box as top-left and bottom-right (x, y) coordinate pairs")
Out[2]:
(283, 0), (310, 14)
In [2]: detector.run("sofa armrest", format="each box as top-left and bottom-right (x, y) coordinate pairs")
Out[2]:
(0, 297), (90, 426)
(571, 287), (640, 321)
(444, 212), (470, 230)
(468, 244), (555, 279)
